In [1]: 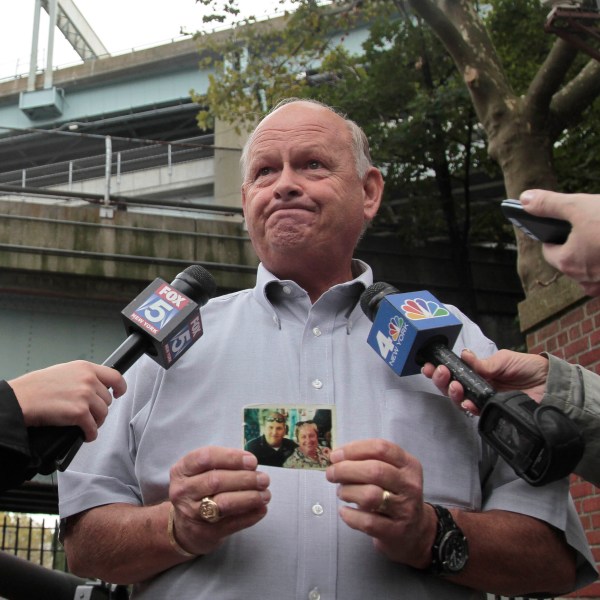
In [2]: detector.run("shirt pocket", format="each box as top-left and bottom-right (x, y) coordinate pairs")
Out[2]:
(382, 387), (481, 510)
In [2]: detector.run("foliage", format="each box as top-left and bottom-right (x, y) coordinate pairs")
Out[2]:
(191, 0), (518, 246)
(192, 0), (349, 132)
(485, 0), (600, 194)
(554, 102), (600, 192)
(484, 0), (552, 95)
(190, 0), (600, 295)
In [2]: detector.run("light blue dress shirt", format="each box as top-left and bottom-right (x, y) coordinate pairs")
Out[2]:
(59, 261), (597, 599)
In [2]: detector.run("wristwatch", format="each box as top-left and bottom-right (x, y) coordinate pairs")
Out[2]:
(426, 503), (469, 576)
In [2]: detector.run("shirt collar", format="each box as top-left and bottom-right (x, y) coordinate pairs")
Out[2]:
(252, 260), (374, 331)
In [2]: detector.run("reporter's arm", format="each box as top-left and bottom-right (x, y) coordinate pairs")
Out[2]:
(421, 349), (549, 414)
(520, 190), (600, 296)
(543, 354), (600, 486)
(423, 349), (600, 485)
(9, 361), (126, 441)
(0, 380), (31, 491)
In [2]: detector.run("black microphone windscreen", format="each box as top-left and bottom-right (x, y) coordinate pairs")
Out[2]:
(172, 264), (217, 306)
(360, 281), (399, 322)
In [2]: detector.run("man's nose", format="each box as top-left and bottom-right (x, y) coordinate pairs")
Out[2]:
(273, 165), (302, 200)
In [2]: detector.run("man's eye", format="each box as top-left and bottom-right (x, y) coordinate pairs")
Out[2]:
(257, 167), (273, 177)
(307, 160), (322, 170)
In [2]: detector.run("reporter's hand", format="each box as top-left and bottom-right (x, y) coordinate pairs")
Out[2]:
(168, 447), (271, 556)
(9, 360), (126, 441)
(421, 349), (549, 415)
(326, 439), (436, 568)
(521, 189), (600, 296)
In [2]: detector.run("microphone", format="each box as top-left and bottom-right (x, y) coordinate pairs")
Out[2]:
(360, 281), (494, 407)
(360, 282), (584, 486)
(104, 264), (216, 373)
(27, 264), (217, 475)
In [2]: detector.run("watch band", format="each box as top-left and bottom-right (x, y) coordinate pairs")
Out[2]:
(426, 503), (469, 576)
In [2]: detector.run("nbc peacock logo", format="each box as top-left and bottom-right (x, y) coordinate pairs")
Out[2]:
(388, 315), (405, 341)
(401, 298), (450, 320)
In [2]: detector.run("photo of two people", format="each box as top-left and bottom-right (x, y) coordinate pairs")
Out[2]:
(243, 405), (335, 470)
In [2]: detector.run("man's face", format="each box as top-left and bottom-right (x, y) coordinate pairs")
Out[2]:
(298, 425), (318, 458)
(264, 420), (286, 448)
(241, 102), (381, 276)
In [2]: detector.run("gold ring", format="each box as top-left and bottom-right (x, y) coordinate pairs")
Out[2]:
(199, 496), (222, 523)
(377, 489), (391, 513)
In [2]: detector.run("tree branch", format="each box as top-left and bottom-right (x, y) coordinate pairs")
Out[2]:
(551, 58), (600, 125)
(405, 0), (473, 66)
(527, 38), (579, 111)
(406, 1), (514, 130)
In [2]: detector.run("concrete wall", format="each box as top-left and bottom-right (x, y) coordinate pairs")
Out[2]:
(0, 197), (258, 295)
(0, 195), (258, 383)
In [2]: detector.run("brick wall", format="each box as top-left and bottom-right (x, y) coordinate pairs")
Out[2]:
(524, 293), (600, 599)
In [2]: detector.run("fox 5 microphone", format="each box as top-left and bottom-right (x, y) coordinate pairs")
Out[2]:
(360, 282), (584, 486)
(28, 264), (217, 475)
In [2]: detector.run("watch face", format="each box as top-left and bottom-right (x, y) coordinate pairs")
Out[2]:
(440, 531), (469, 573)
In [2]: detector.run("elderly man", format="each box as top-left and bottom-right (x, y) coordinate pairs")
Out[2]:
(245, 410), (298, 467)
(58, 99), (596, 599)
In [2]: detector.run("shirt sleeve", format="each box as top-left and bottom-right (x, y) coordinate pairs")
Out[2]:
(0, 380), (33, 492)
(58, 359), (154, 518)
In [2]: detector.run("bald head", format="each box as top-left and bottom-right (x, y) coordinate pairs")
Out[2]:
(240, 99), (372, 183)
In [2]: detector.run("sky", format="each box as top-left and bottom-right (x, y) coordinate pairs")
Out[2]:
(0, 0), (291, 80)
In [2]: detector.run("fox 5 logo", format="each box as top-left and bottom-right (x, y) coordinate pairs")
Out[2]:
(136, 284), (190, 330)
(167, 315), (203, 360)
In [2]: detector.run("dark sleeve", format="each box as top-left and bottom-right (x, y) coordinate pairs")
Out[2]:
(0, 380), (33, 492)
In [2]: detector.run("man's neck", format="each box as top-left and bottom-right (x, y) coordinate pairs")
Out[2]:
(269, 261), (356, 304)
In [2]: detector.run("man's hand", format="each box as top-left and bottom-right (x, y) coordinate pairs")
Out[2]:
(9, 360), (126, 441)
(421, 349), (549, 415)
(325, 438), (436, 568)
(64, 448), (271, 583)
(168, 446), (271, 556)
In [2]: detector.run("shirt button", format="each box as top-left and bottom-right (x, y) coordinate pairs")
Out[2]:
(312, 327), (322, 337)
(312, 379), (323, 389)
(282, 285), (292, 295)
(308, 588), (321, 600)
(312, 503), (324, 516)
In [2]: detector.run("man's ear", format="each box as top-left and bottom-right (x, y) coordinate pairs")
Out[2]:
(362, 167), (384, 221)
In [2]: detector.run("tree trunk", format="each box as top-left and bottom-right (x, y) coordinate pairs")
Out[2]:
(405, 0), (581, 297)
(485, 99), (561, 295)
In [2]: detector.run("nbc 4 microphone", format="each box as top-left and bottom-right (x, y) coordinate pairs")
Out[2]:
(27, 264), (217, 475)
(360, 282), (584, 486)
